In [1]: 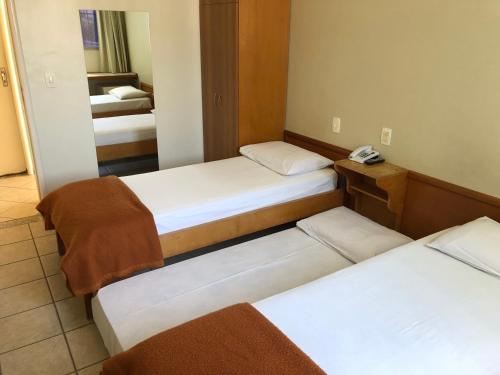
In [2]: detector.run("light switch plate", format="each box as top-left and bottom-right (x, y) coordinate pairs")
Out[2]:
(381, 127), (392, 146)
(332, 117), (341, 134)
(45, 72), (56, 88)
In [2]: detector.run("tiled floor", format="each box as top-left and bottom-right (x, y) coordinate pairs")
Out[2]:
(0, 217), (109, 375)
(0, 175), (39, 223)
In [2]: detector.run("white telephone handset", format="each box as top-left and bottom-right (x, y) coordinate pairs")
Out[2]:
(349, 145), (380, 164)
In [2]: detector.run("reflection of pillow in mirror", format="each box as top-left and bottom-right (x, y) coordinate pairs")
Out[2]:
(101, 86), (121, 95)
(109, 86), (149, 100)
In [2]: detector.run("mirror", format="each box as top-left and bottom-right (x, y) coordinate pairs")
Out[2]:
(79, 9), (158, 177)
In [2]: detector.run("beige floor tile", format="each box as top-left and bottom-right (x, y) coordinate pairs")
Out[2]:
(34, 235), (58, 256)
(0, 335), (74, 375)
(0, 239), (37, 266)
(78, 362), (103, 375)
(1, 202), (39, 220)
(66, 324), (109, 369)
(0, 175), (35, 189)
(29, 219), (55, 238)
(0, 279), (52, 318)
(0, 186), (39, 203)
(0, 200), (17, 213)
(0, 258), (44, 290)
(56, 297), (91, 332)
(0, 304), (62, 353)
(40, 253), (61, 277)
(0, 225), (31, 246)
(47, 274), (72, 302)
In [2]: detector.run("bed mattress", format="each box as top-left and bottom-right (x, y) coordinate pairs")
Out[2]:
(121, 156), (337, 235)
(255, 232), (500, 375)
(92, 227), (353, 355)
(93, 114), (156, 146)
(90, 94), (152, 114)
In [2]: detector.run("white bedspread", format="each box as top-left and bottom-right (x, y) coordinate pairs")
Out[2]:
(255, 233), (500, 375)
(92, 228), (352, 355)
(93, 114), (156, 146)
(90, 95), (152, 114)
(122, 157), (337, 235)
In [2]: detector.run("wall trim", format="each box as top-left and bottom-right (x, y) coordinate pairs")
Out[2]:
(285, 130), (500, 238)
(284, 130), (499, 207)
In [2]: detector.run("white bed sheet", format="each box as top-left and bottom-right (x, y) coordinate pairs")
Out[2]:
(255, 232), (500, 375)
(92, 227), (353, 355)
(93, 114), (156, 146)
(122, 156), (337, 235)
(90, 94), (152, 114)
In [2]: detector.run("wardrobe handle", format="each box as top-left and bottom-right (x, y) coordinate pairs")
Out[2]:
(213, 93), (218, 106)
(217, 95), (222, 106)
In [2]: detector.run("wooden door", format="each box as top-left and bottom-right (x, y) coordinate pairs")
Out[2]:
(200, 1), (238, 162)
(0, 26), (25, 175)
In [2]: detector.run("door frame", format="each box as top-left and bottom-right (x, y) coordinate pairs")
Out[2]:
(1, 0), (45, 196)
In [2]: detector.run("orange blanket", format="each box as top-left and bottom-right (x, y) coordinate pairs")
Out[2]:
(37, 176), (164, 296)
(102, 303), (325, 375)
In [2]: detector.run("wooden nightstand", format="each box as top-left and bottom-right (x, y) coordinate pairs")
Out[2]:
(334, 159), (408, 230)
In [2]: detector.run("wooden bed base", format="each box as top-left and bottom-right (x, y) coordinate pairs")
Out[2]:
(96, 139), (158, 162)
(159, 189), (344, 258)
(92, 108), (153, 119)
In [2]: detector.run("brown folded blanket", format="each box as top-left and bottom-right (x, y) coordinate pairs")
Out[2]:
(102, 303), (325, 375)
(37, 175), (164, 296)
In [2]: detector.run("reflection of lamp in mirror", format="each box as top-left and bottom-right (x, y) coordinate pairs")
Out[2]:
(78, 9), (158, 178)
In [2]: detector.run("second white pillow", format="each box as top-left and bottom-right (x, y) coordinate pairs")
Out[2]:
(297, 207), (412, 263)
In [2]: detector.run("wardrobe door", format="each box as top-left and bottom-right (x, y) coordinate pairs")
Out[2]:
(200, 1), (238, 162)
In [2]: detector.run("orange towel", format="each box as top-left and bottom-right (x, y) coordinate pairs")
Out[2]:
(102, 303), (325, 375)
(37, 176), (164, 296)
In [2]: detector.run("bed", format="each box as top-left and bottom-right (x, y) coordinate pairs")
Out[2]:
(93, 227), (353, 355)
(93, 113), (157, 162)
(254, 229), (500, 374)
(100, 218), (500, 373)
(121, 154), (341, 257)
(93, 207), (411, 355)
(90, 94), (153, 118)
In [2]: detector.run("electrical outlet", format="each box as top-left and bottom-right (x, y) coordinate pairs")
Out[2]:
(381, 128), (392, 146)
(332, 117), (341, 134)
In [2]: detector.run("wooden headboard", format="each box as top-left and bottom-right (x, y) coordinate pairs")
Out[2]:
(140, 82), (154, 108)
(285, 130), (500, 239)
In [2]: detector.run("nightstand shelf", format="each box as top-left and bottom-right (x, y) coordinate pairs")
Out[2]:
(334, 159), (408, 230)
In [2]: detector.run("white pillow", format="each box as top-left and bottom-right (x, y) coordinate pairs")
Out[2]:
(240, 141), (333, 176)
(297, 207), (412, 263)
(109, 86), (149, 100)
(427, 217), (500, 277)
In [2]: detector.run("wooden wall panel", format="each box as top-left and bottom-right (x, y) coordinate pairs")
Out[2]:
(285, 130), (500, 239)
(238, 0), (290, 146)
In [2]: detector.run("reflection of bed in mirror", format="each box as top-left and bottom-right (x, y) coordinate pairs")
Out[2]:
(90, 84), (154, 119)
(93, 112), (157, 162)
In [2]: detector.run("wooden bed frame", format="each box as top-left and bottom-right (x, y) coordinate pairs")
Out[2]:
(160, 189), (343, 258)
(96, 139), (158, 162)
(92, 108), (152, 119)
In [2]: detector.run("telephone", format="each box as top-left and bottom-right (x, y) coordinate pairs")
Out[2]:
(349, 145), (380, 164)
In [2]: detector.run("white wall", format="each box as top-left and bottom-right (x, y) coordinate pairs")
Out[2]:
(286, 0), (500, 198)
(125, 11), (153, 85)
(12, 0), (203, 194)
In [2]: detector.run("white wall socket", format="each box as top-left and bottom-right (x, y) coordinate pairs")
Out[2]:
(332, 117), (341, 134)
(381, 127), (392, 146)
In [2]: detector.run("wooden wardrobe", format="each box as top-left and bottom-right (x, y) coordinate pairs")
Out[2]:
(200, 0), (291, 162)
